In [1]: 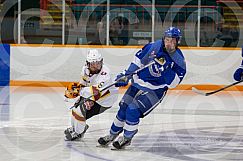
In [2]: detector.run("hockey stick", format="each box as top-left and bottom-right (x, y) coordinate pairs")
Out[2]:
(69, 60), (157, 109)
(192, 79), (243, 96)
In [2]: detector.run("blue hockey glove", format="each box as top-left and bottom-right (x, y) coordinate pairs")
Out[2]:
(115, 72), (129, 87)
(233, 67), (243, 81)
(115, 63), (139, 87)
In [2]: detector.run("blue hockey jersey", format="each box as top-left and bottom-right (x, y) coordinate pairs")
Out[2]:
(128, 40), (186, 92)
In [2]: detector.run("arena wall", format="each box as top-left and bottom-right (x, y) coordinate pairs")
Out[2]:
(8, 44), (243, 90)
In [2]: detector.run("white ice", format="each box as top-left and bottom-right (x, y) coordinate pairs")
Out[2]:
(0, 86), (243, 161)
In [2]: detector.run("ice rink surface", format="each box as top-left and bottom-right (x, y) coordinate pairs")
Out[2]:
(0, 86), (243, 161)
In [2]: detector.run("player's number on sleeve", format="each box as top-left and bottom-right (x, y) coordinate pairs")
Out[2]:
(136, 50), (142, 56)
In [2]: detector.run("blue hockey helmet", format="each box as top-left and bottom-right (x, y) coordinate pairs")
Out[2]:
(164, 27), (182, 44)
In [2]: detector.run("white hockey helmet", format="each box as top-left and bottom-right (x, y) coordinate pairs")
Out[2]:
(86, 49), (102, 63)
(86, 49), (103, 74)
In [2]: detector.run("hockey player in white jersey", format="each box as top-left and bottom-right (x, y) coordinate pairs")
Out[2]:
(64, 49), (118, 141)
(98, 27), (186, 149)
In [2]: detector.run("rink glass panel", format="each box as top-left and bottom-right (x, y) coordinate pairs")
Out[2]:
(0, 0), (18, 44)
(21, 0), (62, 44)
(107, 0), (152, 46)
(65, 0), (107, 45)
(206, 1), (241, 47)
(1, 0), (243, 47)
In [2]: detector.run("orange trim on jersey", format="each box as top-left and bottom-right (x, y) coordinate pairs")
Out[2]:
(72, 110), (86, 122)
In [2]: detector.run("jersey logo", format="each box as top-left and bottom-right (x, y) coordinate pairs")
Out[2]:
(148, 64), (161, 77)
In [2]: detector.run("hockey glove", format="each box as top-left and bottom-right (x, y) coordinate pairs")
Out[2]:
(64, 82), (84, 99)
(115, 63), (139, 87)
(115, 72), (129, 87)
(233, 67), (243, 81)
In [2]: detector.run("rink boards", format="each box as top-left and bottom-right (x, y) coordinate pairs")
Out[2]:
(1, 44), (243, 90)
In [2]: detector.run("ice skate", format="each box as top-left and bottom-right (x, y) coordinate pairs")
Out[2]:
(111, 136), (131, 150)
(64, 124), (89, 141)
(97, 134), (119, 147)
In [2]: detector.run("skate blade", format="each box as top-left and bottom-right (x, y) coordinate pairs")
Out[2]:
(64, 137), (83, 142)
(111, 146), (126, 151)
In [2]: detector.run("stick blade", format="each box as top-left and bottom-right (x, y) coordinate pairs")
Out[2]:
(192, 87), (207, 96)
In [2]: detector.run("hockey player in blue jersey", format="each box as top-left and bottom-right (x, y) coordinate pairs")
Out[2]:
(233, 49), (243, 81)
(98, 27), (186, 149)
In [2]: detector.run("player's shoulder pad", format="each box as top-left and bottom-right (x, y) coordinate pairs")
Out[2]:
(135, 43), (152, 58)
(142, 40), (162, 50)
(149, 40), (163, 54)
(138, 40), (162, 57)
(142, 42), (152, 50)
(153, 40), (163, 48)
(139, 42), (152, 55)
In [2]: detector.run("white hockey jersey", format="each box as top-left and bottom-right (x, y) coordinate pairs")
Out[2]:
(79, 64), (118, 107)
